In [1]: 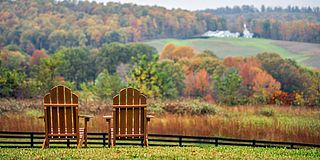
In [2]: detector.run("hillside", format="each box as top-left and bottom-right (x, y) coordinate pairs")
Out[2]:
(0, 1), (319, 56)
(145, 38), (320, 68)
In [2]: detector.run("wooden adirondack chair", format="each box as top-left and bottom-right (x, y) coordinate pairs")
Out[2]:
(41, 85), (91, 149)
(104, 88), (153, 147)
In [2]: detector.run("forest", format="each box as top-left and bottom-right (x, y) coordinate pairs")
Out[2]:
(0, 0), (319, 57)
(1, 42), (319, 107)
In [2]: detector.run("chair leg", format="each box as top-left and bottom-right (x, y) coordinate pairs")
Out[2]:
(77, 138), (84, 149)
(112, 135), (116, 147)
(42, 138), (49, 149)
(84, 130), (88, 148)
(108, 129), (112, 148)
(144, 135), (148, 147)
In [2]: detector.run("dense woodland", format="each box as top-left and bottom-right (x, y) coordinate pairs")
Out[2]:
(0, 0), (319, 56)
(0, 0), (226, 54)
(1, 42), (319, 106)
(0, 0), (319, 107)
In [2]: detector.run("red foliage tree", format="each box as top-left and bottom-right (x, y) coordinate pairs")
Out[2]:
(30, 50), (48, 65)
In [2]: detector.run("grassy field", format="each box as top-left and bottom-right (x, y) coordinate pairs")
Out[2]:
(144, 38), (320, 68)
(1, 146), (320, 159)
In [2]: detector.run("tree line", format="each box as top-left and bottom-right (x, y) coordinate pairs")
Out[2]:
(0, 0), (226, 55)
(1, 0), (319, 57)
(1, 43), (319, 107)
(202, 5), (320, 43)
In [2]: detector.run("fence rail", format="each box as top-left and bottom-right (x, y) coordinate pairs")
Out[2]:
(0, 131), (319, 149)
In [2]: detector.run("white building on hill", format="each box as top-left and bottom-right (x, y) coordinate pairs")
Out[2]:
(243, 24), (254, 38)
(202, 30), (240, 38)
(202, 24), (254, 38)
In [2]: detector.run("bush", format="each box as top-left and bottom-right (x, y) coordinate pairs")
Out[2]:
(148, 103), (165, 115)
(154, 99), (218, 115)
(259, 107), (275, 117)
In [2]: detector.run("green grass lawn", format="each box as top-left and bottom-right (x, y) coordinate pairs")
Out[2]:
(1, 146), (319, 159)
(144, 37), (320, 68)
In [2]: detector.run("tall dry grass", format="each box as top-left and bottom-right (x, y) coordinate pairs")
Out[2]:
(0, 99), (319, 144)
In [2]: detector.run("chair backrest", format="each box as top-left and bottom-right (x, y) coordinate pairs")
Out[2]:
(43, 85), (79, 137)
(113, 88), (147, 137)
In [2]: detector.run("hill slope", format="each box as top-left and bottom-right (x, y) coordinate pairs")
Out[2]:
(145, 38), (320, 68)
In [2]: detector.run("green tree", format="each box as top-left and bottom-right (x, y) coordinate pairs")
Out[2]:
(54, 47), (95, 88)
(257, 53), (305, 93)
(96, 43), (157, 74)
(157, 60), (185, 98)
(94, 69), (125, 99)
(31, 57), (61, 94)
(0, 60), (26, 97)
(129, 54), (160, 98)
(214, 69), (242, 105)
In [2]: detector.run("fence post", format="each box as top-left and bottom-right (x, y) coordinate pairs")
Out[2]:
(30, 133), (34, 148)
(179, 137), (182, 147)
(252, 140), (256, 147)
(290, 144), (294, 149)
(67, 139), (70, 148)
(215, 138), (218, 146)
(103, 133), (106, 147)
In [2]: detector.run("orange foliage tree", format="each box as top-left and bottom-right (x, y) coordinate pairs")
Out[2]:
(223, 56), (281, 102)
(160, 44), (195, 62)
(160, 43), (176, 60)
(184, 69), (211, 97)
(252, 68), (281, 103)
(195, 69), (211, 97)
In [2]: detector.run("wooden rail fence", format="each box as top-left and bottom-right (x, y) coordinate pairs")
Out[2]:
(0, 131), (319, 149)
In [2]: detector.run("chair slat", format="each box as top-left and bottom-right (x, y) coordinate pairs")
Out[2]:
(44, 94), (51, 134)
(50, 87), (59, 134)
(113, 95), (119, 135)
(120, 89), (127, 134)
(133, 89), (140, 134)
(72, 94), (78, 134)
(140, 95), (146, 134)
(65, 87), (72, 134)
(58, 86), (65, 134)
(126, 88), (134, 134)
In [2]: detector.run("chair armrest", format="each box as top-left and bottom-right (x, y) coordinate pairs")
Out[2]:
(79, 115), (93, 122)
(103, 115), (112, 122)
(79, 115), (93, 118)
(147, 115), (154, 121)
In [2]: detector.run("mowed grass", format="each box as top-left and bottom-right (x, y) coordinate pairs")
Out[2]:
(144, 37), (320, 68)
(1, 146), (320, 159)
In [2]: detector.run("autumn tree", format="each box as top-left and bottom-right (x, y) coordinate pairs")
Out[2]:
(160, 44), (195, 62)
(195, 69), (211, 97)
(251, 67), (281, 104)
(30, 50), (48, 66)
(129, 54), (160, 98)
(160, 43), (176, 60)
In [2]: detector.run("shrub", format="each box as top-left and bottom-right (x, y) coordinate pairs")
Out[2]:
(157, 99), (218, 115)
(148, 103), (165, 115)
(259, 107), (275, 117)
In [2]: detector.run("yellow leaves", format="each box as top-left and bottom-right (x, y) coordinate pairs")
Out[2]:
(160, 44), (195, 62)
